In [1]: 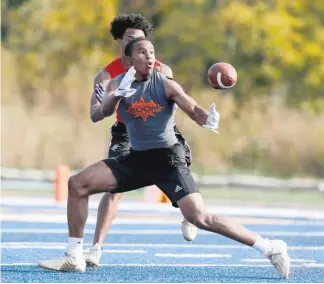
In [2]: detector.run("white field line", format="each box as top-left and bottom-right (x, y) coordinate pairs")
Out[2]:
(1, 242), (324, 250)
(155, 253), (231, 258)
(1, 213), (182, 224)
(0, 244), (146, 253)
(2, 228), (324, 237)
(98, 249), (147, 253)
(1, 197), (324, 219)
(241, 258), (316, 263)
(1, 263), (324, 268)
(2, 213), (324, 226)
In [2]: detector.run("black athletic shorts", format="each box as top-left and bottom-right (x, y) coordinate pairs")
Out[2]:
(103, 143), (199, 208)
(108, 121), (192, 166)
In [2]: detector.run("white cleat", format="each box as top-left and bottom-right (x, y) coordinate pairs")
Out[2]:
(266, 240), (291, 279)
(181, 219), (198, 242)
(85, 243), (102, 268)
(38, 253), (86, 272)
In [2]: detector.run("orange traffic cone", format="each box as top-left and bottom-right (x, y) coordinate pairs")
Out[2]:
(54, 165), (70, 204)
(144, 185), (171, 204)
(159, 192), (171, 203)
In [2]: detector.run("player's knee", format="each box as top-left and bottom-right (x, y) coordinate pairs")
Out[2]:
(184, 211), (208, 229)
(68, 175), (88, 198)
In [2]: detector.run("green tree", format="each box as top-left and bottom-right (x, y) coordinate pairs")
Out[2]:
(119, 0), (324, 107)
(3, 0), (118, 110)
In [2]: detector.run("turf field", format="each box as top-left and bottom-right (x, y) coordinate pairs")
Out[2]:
(1, 196), (324, 283)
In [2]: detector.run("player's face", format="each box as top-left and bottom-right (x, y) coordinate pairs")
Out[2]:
(119, 28), (146, 53)
(130, 40), (155, 77)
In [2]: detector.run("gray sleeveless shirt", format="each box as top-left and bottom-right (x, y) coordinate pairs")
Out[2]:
(116, 71), (178, 151)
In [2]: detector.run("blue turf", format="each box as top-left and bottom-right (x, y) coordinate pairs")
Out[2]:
(2, 232), (323, 247)
(2, 265), (324, 283)
(2, 221), (324, 232)
(1, 206), (324, 283)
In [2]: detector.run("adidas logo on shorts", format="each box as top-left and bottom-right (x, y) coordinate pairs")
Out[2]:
(175, 185), (182, 192)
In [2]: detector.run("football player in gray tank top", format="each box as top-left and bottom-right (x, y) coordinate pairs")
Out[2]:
(38, 38), (290, 279)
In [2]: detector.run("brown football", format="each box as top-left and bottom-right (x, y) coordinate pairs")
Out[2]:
(207, 62), (237, 89)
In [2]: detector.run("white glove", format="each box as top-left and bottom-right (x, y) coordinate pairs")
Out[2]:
(202, 103), (220, 133)
(115, 66), (137, 98)
(94, 83), (106, 103)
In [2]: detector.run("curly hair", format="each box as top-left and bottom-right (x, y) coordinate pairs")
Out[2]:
(110, 13), (154, 40)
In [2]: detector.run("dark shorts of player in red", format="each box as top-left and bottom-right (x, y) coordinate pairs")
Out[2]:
(108, 121), (192, 167)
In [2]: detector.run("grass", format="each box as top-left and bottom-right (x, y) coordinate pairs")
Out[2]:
(2, 46), (324, 178)
(2, 95), (324, 178)
(200, 187), (324, 207)
(2, 187), (323, 208)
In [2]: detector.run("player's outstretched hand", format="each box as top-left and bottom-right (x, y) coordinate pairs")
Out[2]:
(202, 103), (220, 133)
(95, 83), (106, 103)
(115, 66), (137, 98)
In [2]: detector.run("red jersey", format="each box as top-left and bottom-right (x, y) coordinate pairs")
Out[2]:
(104, 58), (161, 123)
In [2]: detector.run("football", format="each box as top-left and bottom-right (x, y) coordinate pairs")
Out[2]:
(207, 62), (237, 89)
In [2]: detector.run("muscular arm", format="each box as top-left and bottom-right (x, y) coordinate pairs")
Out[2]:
(101, 79), (121, 117)
(164, 79), (209, 126)
(90, 70), (110, 122)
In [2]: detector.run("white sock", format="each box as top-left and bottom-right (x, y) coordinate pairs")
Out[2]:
(252, 235), (273, 255)
(67, 237), (83, 258)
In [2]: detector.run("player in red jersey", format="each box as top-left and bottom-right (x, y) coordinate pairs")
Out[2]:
(87, 14), (197, 267)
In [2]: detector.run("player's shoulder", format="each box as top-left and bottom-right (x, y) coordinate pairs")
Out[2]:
(93, 69), (110, 87)
(154, 60), (173, 78)
(104, 58), (122, 71)
(104, 57), (126, 78)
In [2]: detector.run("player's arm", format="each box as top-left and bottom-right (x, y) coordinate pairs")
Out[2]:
(164, 79), (208, 126)
(164, 78), (219, 131)
(156, 63), (173, 79)
(101, 79), (121, 117)
(90, 70), (110, 123)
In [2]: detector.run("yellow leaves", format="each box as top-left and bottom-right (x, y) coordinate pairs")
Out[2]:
(303, 42), (323, 58)
(43, 11), (66, 32)
(305, 63), (324, 86)
(315, 29), (324, 44)
(42, 0), (116, 37)
(5, 0), (324, 108)
(192, 0), (205, 4)
(262, 63), (282, 80)
(261, 9), (305, 66)
(5, 0), (119, 112)
(10, 0), (118, 63)
(221, 2), (255, 26)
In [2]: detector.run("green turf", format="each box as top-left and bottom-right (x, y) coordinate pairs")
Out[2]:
(199, 187), (324, 206)
(2, 187), (323, 207)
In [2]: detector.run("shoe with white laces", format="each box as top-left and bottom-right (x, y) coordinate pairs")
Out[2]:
(266, 240), (291, 279)
(85, 243), (102, 268)
(181, 219), (198, 241)
(38, 252), (86, 272)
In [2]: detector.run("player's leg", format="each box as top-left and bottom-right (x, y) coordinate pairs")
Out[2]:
(173, 125), (197, 241)
(38, 160), (120, 272)
(173, 168), (290, 279)
(85, 192), (123, 267)
(174, 125), (192, 167)
(93, 193), (123, 246)
(86, 122), (130, 266)
(38, 152), (153, 272)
